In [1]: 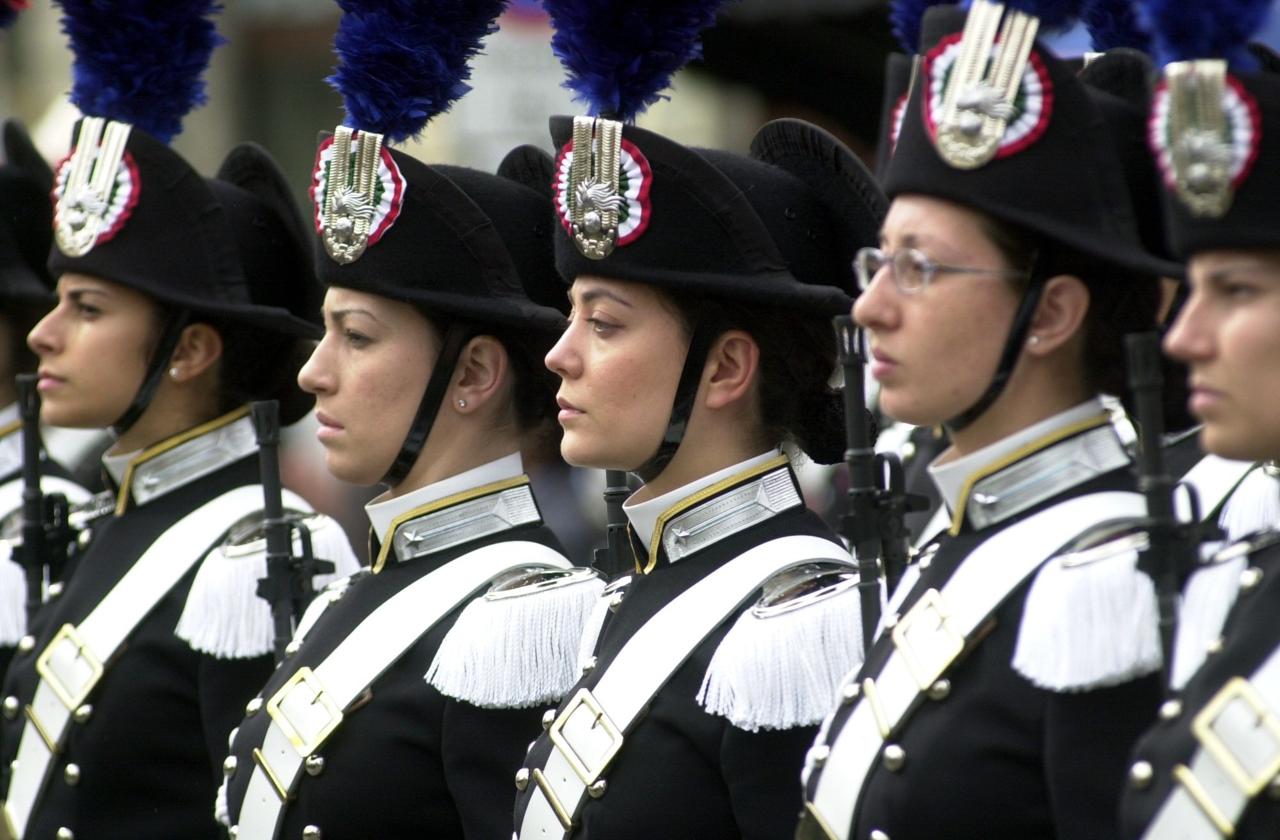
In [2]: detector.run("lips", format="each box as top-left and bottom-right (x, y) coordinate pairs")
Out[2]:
(867, 346), (898, 380)
(314, 410), (344, 442)
(35, 369), (65, 392)
(1187, 383), (1225, 416)
(557, 395), (585, 423)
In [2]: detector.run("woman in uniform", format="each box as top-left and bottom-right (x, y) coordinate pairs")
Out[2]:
(511, 3), (885, 838)
(218, 4), (599, 837)
(0, 4), (355, 838)
(1120, 3), (1280, 836)
(797, 2), (1172, 839)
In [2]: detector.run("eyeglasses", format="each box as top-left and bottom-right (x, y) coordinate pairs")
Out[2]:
(854, 246), (1029, 294)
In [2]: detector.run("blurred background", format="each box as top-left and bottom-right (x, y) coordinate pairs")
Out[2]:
(3, 0), (1278, 562)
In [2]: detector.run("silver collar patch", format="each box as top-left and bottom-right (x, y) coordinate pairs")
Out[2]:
(662, 467), (802, 564)
(965, 424), (1130, 531)
(127, 414), (258, 509)
(392, 483), (541, 564)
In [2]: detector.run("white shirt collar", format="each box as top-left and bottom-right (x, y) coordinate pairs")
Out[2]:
(102, 446), (140, 487)
(365, 451), (524, 546)
(0, 402), (23, 477)
(928, 397), (1107, 515)
(623, 449), (781, 552)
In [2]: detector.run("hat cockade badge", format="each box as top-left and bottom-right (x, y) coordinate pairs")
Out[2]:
(54, 117), (137, 258)
(313, 125), (405, 264)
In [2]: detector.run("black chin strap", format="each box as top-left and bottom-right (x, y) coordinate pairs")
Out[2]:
(634, 318), (725, 483)
(112, 309), (191, 437)
(381, 324), (474, 487)
(944, 273), (1047, 433)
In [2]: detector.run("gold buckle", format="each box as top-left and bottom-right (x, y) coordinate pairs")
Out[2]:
(890, 589), (965, 690)
(265, 667), (344, 758)
(531, 768), (574, 831)
(547, 687), (624, 786)
(35, 624), (104, 711)
(252, 747), (293, 803)
(1192, 677), (1280, 797)
(795, 802), (840, 840)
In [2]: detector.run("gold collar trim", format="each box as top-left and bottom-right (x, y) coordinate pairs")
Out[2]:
(372, 475), (537, 573)
(643, 454), (796, 574)
(114, 406), (253, 516)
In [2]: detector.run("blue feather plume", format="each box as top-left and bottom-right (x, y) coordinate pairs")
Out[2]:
(543, 0), (730, 123)
(1082, 0), (1149, 52)
(54, 0), (224, 144)
(962, 0), (1083, 31)
(1136, 0), (1271, 69)
(327, 0), (508, 144)
(890, 0), (952, 53)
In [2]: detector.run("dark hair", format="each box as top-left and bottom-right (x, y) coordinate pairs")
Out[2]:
(197, 315), (315, 425)
(976, 215), (1160, 398)
(660, 291), (845, 464)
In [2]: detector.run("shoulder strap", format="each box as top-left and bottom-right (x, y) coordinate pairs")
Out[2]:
(3, 484), (265, 839)
(517, 535), (851, 839)
(235, 541), (569, 836)
(1178, 455), (1257, 524)
(800, 491), (1145, 840)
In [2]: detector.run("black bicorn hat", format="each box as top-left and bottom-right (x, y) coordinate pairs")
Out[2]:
(1140, 0), (1280, 257)
(0, 120), (56, 304)
(548, 115), (882, 315)
(884, 2), (1170, 279)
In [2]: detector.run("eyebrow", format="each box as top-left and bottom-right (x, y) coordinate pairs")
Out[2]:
(575, 287), (633, 308)
(326, 307), (386, 325)
(64, 287), (110, 302)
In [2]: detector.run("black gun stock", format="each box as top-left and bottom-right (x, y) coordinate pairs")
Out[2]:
(250, 400), (296, 664)
(593, 470), (631, 578)
(16, 374), (45, 626)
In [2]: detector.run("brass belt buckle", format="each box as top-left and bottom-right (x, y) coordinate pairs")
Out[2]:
(890, 589), (965, 690)
(35, 624), (104, 711)
(266, 666), (344, 758)
(795, 802), (840, 840)
(547, 687), (624, 786)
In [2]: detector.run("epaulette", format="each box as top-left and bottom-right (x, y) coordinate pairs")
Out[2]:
(426, 560), (603, 709)
(1217, 463), (1280, 542)
(175, 510), (361, 659)
(697, 560), (864, 732)
(1171, 529), (1280, 689)
(1012, 519), (1162, 692)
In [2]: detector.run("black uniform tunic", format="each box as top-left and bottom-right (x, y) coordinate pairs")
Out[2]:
(223, 510), (567, 839)
(513, 464), (845, 840)
(0, 438), (273, 839)
(804, 425), (1163, 840)
(1120, 537), (1280, 838)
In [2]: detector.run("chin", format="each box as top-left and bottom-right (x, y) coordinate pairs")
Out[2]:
(559, 433), (634, 471)
(1200, 424), (1275, 464)
(40, 401), (115, 430)
(322, 450), (383, 487)
(878, 391), (944, 429)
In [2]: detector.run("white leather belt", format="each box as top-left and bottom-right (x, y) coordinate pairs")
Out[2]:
(235, 541), (570, 839)
(1143, 645), (1280, 838)
(517, 534), (852, 839)
(802, 491), (1145, 840)
(3, 484), (270, 839)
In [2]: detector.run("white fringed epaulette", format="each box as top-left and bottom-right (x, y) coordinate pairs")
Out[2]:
(0, 543), (24, 646)
(1217, 465), (1280, 542)
(697, 563), (865, 733)
(426, 564), (604, 709)
(175, 511), (361, 659)
(1012, 529), (1162, 692)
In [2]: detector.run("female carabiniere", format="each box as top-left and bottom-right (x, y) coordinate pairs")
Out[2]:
(218, 6), (599, 838)
(0, 5), (355, 838)
(798, 3), (1172, 839)
(1119, 4), (1280, 836)
(512, 5), (885, 838)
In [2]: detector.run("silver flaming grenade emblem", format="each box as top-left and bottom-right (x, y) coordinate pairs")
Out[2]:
(569, 116), (624, 259)
(54, 117), (132, 257)
(1166, 60), (1237, 218)
(322, 126), (384, 264)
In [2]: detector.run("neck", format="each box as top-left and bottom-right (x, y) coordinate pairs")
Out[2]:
(945, 361), (1091, 460)
(629, 419), (764, 504)
(109, 394), (223, 455)
(387, 419), (520, 501)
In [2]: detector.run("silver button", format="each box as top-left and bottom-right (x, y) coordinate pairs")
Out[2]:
(1158, 699), (1182, 721)
(870, 830), (890, 840)
(841, 682), (862, 703)
(902, 441), (917, 461)
(284, 640), (301, 657)
(1206, 637), (1224, 655)
(542, 709), (557, 731)
(581, 656), (597, 675)
(302, 827), (322, 840)
(1240, 566), (1264, 592)
(228, 828), (238, 840)
(588, 779), (608, 799)
(245, 697), (263, 716)
(17, 635), (34, 654)
(223, 756), (237, 777)
(228, 727), (239, 749)
(78, 530), (92, 549)
(608, 591), (625, 613)
(72, 705), (92, 724)
(882, 744), (906, 772)
(47, 582), (64, 598)
(305, 754), (325, 777)
(63, 763), (80, 786)
(1129, 760), (1153, 789)
(2, 696), (18, 720)
(56, 829), (74, 840)
(927, 679), (951, 701)
(808, 744), (831, 768)
(515, 768), (530, 791)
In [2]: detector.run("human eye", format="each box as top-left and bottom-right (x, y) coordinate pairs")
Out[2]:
(74, 300), (102, 319)
(587, 316), (619, 336)
(343, 328), (372, 348)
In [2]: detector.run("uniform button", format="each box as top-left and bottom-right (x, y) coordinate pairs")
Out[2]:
(304, 755), (325, 777)
(1240, 566), (1264, 591)
(56, 829), (74, 840)
(17, 635), (34, 654)
(223, 756), (237, 777)
(72, 705), (92, 724)
(1129, 760), (1153, 789)
(581, 656), (597, 675)
(77, 530), (92, 549)
(607, 591), (625, 613)
(245, 697), (263, 716)
(902, 440), (917, 461)
(927, 679), (951, 701)
(515, 768), (530, 791)
(918, 553), (933, 571)
(2, 696), (18, 720)
(228, 828), (238, 840)
(302, 825), (322, 840)
(541, 709), (557, 730)
(588, 779), (607, 799)
(870, 830), (890, 840)
(47, 582), (64, 598)
(1158, 699), (1182, 721)
(228, 727), (239, 749)
(1206, 637), (1224, 655)
(284, 640), (302, 657)
(882, 744), (906, 772)
(807, 744), (831, 768)
(841, 681), (862, 703)
(63, 764), (80, 786)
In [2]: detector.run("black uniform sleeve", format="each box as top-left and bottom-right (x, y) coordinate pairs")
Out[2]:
(721, 721), (818, 839)
(443, 696), (545, 839)
(1043, 675), (1162, 840)
(198, 653), (275, 790)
